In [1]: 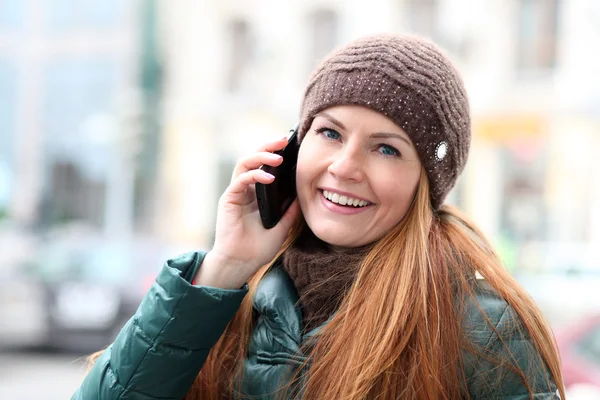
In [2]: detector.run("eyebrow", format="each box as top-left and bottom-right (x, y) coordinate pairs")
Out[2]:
(369, 132), (412, 148)
(317, 111), (413, 148)
(317, 112), (347, 130)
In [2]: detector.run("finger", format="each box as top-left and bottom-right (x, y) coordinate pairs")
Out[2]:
(257, 136), (290, 152)
(226, 169), (275, 198)
(232, 152), (283, 178)
(273, 199), (301, 234)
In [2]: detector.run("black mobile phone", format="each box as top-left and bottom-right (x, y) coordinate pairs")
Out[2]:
(255, 125), (300, 229)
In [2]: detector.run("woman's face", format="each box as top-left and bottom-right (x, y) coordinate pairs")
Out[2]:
(296, 105), (422, 248)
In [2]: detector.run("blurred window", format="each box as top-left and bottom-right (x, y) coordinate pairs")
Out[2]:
(225, 19), (254, 92)
(405, 0), (438, 38)
(43, 58), (116, 162)
(499, 145), (548, 242)
(576, 324), (600, 365)
(517, 0), (559, 71)
(0, 0), (25, 29)
(41, 58), (117, 226)
(43, 161), (106, 226)
(307, 9), (339, 71)
(0, 60), (16, 211)
(47, 0), (124, 30)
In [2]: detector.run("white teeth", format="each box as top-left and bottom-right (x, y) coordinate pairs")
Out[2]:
(322, 190), (370, 208)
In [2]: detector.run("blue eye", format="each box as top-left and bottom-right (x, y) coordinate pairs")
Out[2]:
(378, 144), (400, 157)
(315, 127), (341, 140)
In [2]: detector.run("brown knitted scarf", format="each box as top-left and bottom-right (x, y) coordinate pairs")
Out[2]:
(282, 227), (373, 333)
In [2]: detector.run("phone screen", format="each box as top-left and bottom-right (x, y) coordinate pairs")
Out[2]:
(255, 126), (300, 229)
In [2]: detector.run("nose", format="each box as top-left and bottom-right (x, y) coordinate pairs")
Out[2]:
(327, 147), (364, 182)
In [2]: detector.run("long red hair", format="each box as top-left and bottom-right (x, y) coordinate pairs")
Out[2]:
(184, 169), (565, 399)
(185, 170), (565, 399)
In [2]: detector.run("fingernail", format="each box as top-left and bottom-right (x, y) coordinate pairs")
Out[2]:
(270, 153), (283, 160)
(263, 172), (275, 180)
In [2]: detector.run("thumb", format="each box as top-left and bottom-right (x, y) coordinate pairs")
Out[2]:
(273, 199), (300, 235)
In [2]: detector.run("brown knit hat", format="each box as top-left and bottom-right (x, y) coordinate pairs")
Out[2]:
(298, 34), (471, 210)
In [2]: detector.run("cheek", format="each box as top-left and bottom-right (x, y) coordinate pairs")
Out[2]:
(295, 146), (310, 185)
(296, 138), (323, 182)
(375, 168), (420, 207)
(295, 143), (317, 200)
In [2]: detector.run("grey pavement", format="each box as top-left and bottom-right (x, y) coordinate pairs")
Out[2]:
(0, 350), (87, 400)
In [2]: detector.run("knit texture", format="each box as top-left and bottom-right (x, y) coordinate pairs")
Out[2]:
(298, 34), (471, 210)
(282, 227), (372, 333)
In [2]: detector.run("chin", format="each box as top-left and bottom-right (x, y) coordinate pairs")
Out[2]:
(309, 224), (368, 248)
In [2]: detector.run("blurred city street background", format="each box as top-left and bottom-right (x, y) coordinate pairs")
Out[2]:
(1, 0), (600, 398)
(0, 350), (87, 399)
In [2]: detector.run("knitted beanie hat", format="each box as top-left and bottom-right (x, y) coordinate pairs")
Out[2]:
(298, 34), (471, 210)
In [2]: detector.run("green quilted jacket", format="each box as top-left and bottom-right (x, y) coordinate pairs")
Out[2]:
(72, 252), (559, 399)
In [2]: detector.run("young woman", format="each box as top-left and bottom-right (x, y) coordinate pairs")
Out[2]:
(74, 34), (564, 399)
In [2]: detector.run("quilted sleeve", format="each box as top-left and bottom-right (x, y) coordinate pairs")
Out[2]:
(463, 285), (560, 399)
(72, 251), (248, 400)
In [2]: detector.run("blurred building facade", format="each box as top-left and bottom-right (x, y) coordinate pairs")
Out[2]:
(2, 0), (600, 271)
(157, 0), (600, 271)
(0, 0), (162, 240)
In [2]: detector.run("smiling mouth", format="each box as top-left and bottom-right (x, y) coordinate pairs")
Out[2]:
(321, 190), (372, 208)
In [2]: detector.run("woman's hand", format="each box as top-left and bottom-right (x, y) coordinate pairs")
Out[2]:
(194, 136), (300, 289)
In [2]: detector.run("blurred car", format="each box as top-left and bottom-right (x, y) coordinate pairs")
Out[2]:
(0, 225), (167, 352)
(18, 230), (166, 352)
(557, 313), (600, 393)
